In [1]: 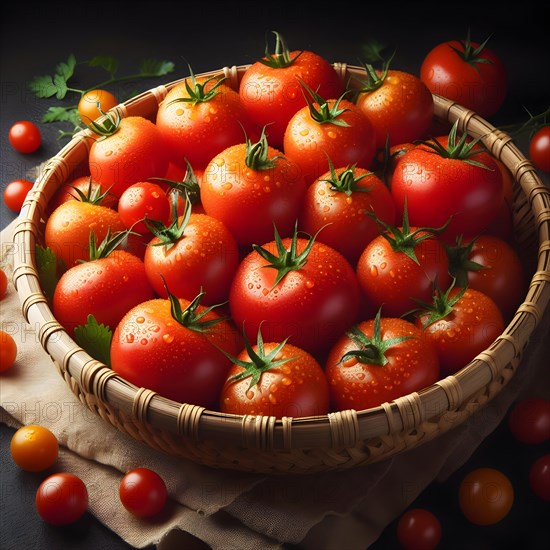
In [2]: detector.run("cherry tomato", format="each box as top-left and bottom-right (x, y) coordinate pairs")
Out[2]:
(284, 96), (377, 185)
(458, 467), (514, 525)
(396, 508), (442, 550)
(44, 200), (127, 268)
(0, 268), (8, 298)
(111, 295), (240, 409)
(325, 316), (440, 411)
(9, 120), (42, 153)
(0, 329), (17, 372)
(391, 135), (504, 244)
(448, 234), (526, 322)
(415, 286), (505, 376)
(201, 131), (306, 247)
(420, 35), (507, 118)
(117, 181), (171, 234)
(156, 74), (253, 170)
(3, 179), (34, 213)
(529, 454), (550, 501)
(10, 425), (59, 472)
(78, 89), (119, 124)
(508, 396), (550, 445)
(355, 67), (434, 149)
(35, 472), (88, 526)
(529, 126), (550, 173)
(119, 467), (167, 518)
(299, 164), (396, 266)
(220, 338), (329, 418)
(89, 115), (169, 199)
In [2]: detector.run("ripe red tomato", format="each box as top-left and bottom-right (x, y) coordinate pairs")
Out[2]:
(356, 224), (451, 318)
(35, 472), (88, 526)
(10, 425), (59, 472)
(0, 268), (7, 298)
(0, 329), (17, 372)
(299, 164), (396, 265)
(420, 34), (507, 118)
(200, 131), (307, 246)
(156, 74), (252, 170)
(88, 115), (169, 198)
(3, 179), (34, 213)
(447, 234), (526, 322)
(325, 315), (440, 411)
(396, 508), (442, 550)
(230, 231), (360, 355)
(391, 133), (504, 243)
(53, 249), (155, 335)
(414, 286), (504, 376)
(47, 175), (118, 216)
(117, 181), (171, 234)
(529, 126), (550, 173)
(508, 396), (550, 445)
(355, 66), (434, 149)
(44, 200), (127, 268)
(111, 294), (240, 408)
(284, 93), (377, 185)
(143, 209), (240, 305)
(119, 467), (167, 518)
(458, 467), (514, 525)
(529, 454), (550, 501)
(78, 89), (119, 124)
(220, 335), (329, 418)
(9, 120), (41, 153)
(239, 31), (343, 148)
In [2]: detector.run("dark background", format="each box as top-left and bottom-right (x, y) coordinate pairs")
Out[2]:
(1, 2), (549, 549)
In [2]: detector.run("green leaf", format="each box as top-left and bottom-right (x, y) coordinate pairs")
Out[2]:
(361, 38), (388, 64)
(88, 55), (119, 77)
(29, 75), (59, 98)
(41, 106), (80, 124)
(139, 59), (175, 76)
(55, 54), (77, 81)
(74, 314), (112, 367)
(35, 245), (63, 303)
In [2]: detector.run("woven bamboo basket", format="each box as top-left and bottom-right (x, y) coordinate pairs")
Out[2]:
(12, 64), (550, 474)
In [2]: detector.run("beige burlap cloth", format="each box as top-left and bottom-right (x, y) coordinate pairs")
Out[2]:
(1, 218), (549, 550)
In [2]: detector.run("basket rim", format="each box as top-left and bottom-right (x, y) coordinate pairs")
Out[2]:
(11, 63), (550, 458)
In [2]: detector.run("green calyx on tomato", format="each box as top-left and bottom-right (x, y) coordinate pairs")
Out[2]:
(420, 121), (490, 169)
(150, 159), (201, 206)
(367, 203), (449, 265)
(321, 158), (374, 197)
(245, 126), (281, 170)
(252, 222), (322, 287)
(354, 51), (396, 94)
(67, 176), (114, 205)
(145, 192), (191, 249)
(85, 226), (136, 262)
(340, 309), (412, 367)
(298, 79), (350, 127)
(86, 106), (121, 139)
(411, 279), (468, 329)
(167, 65), (226, 106)
(445, 236), (486, 288)
(163, 278), (228, 334)
(224, 326), (296, 391)
(450, 29), (494, 68)
(259, 30), (302, 69)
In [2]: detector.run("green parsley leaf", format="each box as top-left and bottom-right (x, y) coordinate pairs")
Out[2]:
(139, 59), (175, 77)
(35, 245), (63, 302)
(88, 56), (119, 78)
(74, 315), (113, 367)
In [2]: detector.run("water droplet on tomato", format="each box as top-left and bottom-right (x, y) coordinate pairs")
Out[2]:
(136, 316), (145, 324)
(300, 129), (309, 136)
(281, 377), (292, 386)
(305, 280), (315, 289)
(370, 265), (378, 277)
(149, 324), (160, 333)
(245, 389), (254, 400)
(262, 287), (269, 296)
(105, 150), (113, 157)
(327, 130), (337, 139)
(140, 338), (148, 346)
(222, 182), (232, 190)
(125, 334), (134, 343)
(163, 333), (174, 344)
(269, 393), (277, 404)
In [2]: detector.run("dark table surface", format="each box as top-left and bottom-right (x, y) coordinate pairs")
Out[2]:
(1, 2), (550, 549)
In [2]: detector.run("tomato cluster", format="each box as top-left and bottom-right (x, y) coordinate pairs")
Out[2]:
(38, 33), (529, 420)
